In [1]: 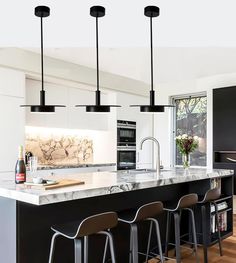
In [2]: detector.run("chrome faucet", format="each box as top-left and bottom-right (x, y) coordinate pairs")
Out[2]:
(140, 136), (160, 176)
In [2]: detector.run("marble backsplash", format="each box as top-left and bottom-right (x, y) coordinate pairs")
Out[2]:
(25, 133), (93, 165)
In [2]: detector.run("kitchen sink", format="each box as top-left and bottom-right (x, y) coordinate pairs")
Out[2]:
(115, 168), (156, 174)
(115, 168), (172, 174)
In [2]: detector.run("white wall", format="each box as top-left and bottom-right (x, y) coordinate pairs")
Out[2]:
(154, 72), (236, 169)
(0, 67), (25, 172)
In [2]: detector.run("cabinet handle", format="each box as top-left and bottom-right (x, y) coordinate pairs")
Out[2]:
(137, 152), (139, 162)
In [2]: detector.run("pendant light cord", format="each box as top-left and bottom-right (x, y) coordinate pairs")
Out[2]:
(96, 17), (99, 92)
(150, 17), (154, 92)
(40, 17), (44, 91)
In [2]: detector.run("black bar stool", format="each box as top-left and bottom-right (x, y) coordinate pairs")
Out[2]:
(197, 187), (222, 263)
(48, 211), (118, 263)
(164, 193), (199, 263)
(117, 201), (164, 263)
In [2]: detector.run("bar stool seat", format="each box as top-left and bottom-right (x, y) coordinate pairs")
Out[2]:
(197, 187), (222, 263)
(51, 220), (82, 239)
(118, 201), (164, 263)
(164, 193), (199, 263)
(49, 211), (118, 263)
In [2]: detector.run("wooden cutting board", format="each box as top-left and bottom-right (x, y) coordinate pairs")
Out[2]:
(24, 179), (85, 190)
(44, 179), (85, 190)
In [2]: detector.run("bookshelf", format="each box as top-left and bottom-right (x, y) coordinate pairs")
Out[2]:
(188, 175), (233, 246)
(206, 176), (233, 246)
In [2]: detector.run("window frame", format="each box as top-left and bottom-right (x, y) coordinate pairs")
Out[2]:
(170, 92), (207, 168)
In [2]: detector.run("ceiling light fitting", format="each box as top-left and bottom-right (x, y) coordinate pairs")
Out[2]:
(21, 6), (66, 113)
(75, 6), (121, 112)
(130, 6), (174, 113)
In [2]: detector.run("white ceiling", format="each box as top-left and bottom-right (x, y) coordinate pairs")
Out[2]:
(2, 0), (236, 47)
(27, 47), (236, 84)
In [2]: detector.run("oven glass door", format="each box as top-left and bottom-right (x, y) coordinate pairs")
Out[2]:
(117, 128), (136, 143)
(117, 150), (136, 170)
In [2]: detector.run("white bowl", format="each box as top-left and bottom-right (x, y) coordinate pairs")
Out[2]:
(33, 177), (43, 184)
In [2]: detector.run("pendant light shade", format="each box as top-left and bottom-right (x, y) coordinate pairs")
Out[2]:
(75, 6), (121, 112)
(21, 6), (66, 113)
(130, 6), (174, 113)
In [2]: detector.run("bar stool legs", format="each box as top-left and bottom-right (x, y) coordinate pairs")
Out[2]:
(100, 231), (116, 263)
(186, 208), (198, 258)
(145, 218), (164, 263)
(165, 211), (171, 258)
(165, 209), (199, 263)
(49, 230), (116, 263)
(48, 232), (60, 263)
(84, 236), (88, 263)
(201, 205), (208, 263)
(130, 224), (138, 263)
(74, 239), (82, 263)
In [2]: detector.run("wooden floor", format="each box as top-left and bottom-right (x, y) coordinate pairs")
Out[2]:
(149, 215), (236, 263)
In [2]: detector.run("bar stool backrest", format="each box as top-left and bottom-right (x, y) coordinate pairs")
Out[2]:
(134, 201), (163, 222)
(203, 187), (221, 203)
(177, 193), (198, 209)
(76, 212), (118, 238)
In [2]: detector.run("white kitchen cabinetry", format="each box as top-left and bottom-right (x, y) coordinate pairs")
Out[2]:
(0, 96), (25, 172)
(26, 79), (68, 128)
(116, 92), (153, 168)
(68, 87), (108, 131)
(0, 68), (25, 172)
(26, 80), (110, 131)
(0, 67), (25, 97)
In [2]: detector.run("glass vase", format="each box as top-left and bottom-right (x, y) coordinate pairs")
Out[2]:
(182, 153), (190, 169)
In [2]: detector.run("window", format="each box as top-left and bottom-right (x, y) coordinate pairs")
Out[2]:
(173, 95), (207, 166)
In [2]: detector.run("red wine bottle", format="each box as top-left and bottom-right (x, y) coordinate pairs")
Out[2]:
(15, 146), (26, 184)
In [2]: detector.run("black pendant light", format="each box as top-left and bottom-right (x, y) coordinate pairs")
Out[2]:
(21, 6), (66, 113)
(75, 6), (120, 112)
(130, 6), (174, 113)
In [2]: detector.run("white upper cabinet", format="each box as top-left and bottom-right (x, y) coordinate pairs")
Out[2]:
(25, 80), (110, 131)
(68, 86), (109, 131)
(0, 67), (25, 172)
(25, 79), (68, 128)
(0, 67), (25, 97)
(0, 96), (25, 172)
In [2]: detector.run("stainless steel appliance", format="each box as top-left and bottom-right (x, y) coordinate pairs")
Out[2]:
(117, 120), (136, 145)
(117, 120), (136, 170)
(117, 145), (136, 170)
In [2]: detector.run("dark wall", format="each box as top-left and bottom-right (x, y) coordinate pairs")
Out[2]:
(213, 86), (236, 193)
(213, 86), (236, 150)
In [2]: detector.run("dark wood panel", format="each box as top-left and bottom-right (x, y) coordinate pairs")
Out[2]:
(213, 86), (236, 193)
(213, 86), (236, 150)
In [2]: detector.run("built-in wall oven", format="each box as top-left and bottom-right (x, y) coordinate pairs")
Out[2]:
(117, 120), (136, 170)
(117, 120), (136, 145)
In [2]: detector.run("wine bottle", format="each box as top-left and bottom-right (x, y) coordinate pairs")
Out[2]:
(15, 145), (26, 184)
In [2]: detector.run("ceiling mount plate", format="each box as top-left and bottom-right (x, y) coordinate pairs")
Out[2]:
(90, 6), (105, 18)
(35, 6), (50, 18)
(144, 6), (160, 17)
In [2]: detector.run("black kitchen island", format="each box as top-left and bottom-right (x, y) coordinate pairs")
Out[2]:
(0, 168), (233, 263)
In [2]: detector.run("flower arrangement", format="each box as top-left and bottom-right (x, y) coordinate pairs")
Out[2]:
(175, 134), (199, 168)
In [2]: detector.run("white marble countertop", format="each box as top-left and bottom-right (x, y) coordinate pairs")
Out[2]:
(0, 168), (233, 206)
